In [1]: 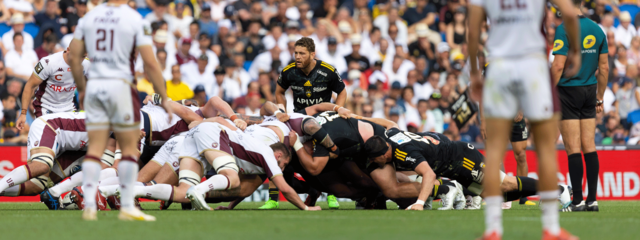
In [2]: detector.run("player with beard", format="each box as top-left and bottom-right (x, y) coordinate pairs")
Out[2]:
(267, 38), (347, 209)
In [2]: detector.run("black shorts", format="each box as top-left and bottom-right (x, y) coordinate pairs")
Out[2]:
(441, 142), (485, 189)
(558, 84), (597, 120)
(510, 119), (528, 142)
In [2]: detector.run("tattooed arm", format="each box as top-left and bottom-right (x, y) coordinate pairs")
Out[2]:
(234, 113), (264, 126)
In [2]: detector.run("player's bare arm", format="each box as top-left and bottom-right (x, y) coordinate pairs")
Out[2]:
(596, 53), (609, 113)
(17, 73), (43, 130)
(68, 39), (87, 94)
(406, 162), (436, 211)
(235, 114), (264, 126)
(275, 84), (287, 111)
(354, 116), (398, 130)
(304, 103), (351, 118)
(271, 175), (321, 211)
(335, 88), (347, 107)
(289, 131), (330, 176)
(138, 45), (173, 121)
(467, 4), (485, 102)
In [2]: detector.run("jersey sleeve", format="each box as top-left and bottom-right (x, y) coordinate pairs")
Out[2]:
(599, 30), (609, 54)
(135, 19), (153, 47)
(73, 19), (85, 41)
(277, 70), (290, 89)
(33, 57), (50, 80)
(329, 69), (345, 94)
(81, 59), (92, 78)
(552, 25), (569, 56)
(263, 154), (283, 179)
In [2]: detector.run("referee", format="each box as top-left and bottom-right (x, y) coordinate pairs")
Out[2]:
(551, 0), (608, 212)
(262, 37), (346, 210)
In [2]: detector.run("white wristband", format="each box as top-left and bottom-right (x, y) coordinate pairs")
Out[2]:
(274, 110), (283, 115)
(415, 199), (425, 206)
(304, 206), (309, 211)
(293, 137), (304, 151)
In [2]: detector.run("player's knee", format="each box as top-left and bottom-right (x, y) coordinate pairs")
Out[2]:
(29, 153), (54, 173)
(514, 151), (527, 165)
(29, 175), (54, 191)
(178, 170), (201, 186)
(500, 176), (517, 192)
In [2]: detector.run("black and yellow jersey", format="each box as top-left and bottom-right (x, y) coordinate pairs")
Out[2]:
(277, 60), (345, 112)
(384, 128), (457, 173)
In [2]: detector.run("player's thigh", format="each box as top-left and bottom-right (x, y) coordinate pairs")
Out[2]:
(27, 120), (58, 160)
(152, 163), (179, 185)
(369, 164), (400, 194)
(519, 57), (556, 121)
(137, 161), (162, 183)
(483, 59), (519, 119)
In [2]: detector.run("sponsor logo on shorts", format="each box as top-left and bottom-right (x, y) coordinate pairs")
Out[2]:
(124, 114), (131, 121)
(80, 140), (87, 148)
(34, 141), (39, 146)
(212, 141), (218, 148)
(552, 40), (564, 52)
(172, 162), (179, 168)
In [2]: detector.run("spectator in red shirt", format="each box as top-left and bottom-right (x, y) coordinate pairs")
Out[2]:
(176, 38), (196, 65)
(35, 34), (57, 60)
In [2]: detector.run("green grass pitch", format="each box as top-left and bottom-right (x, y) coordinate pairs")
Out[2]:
(0, 201), (637, 240)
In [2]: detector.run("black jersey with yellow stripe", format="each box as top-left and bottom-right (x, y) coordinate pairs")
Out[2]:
(277, 60), (345, 112)
(384, 128), (456, 173)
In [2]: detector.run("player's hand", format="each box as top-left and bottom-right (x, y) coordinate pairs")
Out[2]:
(469, 70), (483, 102)
(215, 206), (231, 210)
(406, 203), (424, 211)
(276, 112), (289, 122)
(596, 99), (604, 113)
(16, 113), (26, 131)
(514, 111), (523, 122)
(233, 119), (247, 131)
(337, 107), (351, 118)
(160, 99), (173, 122)
(139, 130), (146, 142)
(143, 94), (153, 105)
(563, 50), (582, 78)
(305, 206), (322, 211)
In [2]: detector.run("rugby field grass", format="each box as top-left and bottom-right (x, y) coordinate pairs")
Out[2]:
(0, 201), (637, 239)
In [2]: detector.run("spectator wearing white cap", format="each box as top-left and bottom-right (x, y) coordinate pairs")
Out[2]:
(374, 7), (408, 45)
(615, 11), (636, 49)
(3, 13), (33, 54)
(344, 34), (371, 71)
(336, 21), (353, 57)
(408, 23), (436, 63)
(5, 33), (38, 81)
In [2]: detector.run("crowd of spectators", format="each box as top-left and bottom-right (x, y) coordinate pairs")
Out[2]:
(0, 0), (639, 145)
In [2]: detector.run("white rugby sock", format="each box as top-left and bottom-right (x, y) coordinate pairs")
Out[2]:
(484, 196), (503, 235)
(136, 184), (173, 201)
(0, 185), (21, 196)
(118, 160), (139, 210)
(81, 161), (102, 210)
(100, 168), (117, 180)
(195, 175), (230, 194)
(99, 177), (119, 186)
(540, 190), (561, 235)
(0, 166), (31, 194)
(50, 171), (84, 197)
(98, 185), (119, 197)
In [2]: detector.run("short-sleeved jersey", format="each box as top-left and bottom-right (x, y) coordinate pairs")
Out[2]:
(277, 60), (345, 112)
(214, 124), (283, 178)
(36, 112), (89, 156)
(32, 51), (91, 113)
(553, 16), (608, 87)
(384, 128), (455, 173)
(469, 0), (546, 59)
(74, 4), (152, 83)
(140, 104), (198, 146)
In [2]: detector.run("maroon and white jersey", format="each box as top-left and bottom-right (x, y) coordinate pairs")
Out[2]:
(27, 112), (88, 159)
(74, 4), (152, 83)
(181, 122), (283, 178)
(140, 103), (199, 146)
(32, 52), (91, 116)
(245, 114), (292, 148)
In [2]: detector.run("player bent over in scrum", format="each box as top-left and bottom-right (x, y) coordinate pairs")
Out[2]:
(133, 118), (320, 211)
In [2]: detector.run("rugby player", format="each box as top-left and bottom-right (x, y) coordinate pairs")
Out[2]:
(469, 0), (581, 237)
(17, 48), (91, 130)
(70, 1), (172, 220)
(362, 122), (572, 211)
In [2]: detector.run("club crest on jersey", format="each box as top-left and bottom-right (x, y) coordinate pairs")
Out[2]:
(389, 133), (410, 145)
(212, 141), (219, 148)
(306, 89), (312, 97)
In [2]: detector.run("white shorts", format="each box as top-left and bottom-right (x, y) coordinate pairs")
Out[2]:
(27, 118), (60, 158)
(179, 122), (237, 174)
(84, 79), (141, 132)
(483, 56), (558, 122)
(34, 106), (75, 118)
(150, 135), (184, 172)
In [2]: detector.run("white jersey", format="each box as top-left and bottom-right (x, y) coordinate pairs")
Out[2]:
(32, 51), (91, 114)
(27, 112), (88, 159)
(74, 4), (152, 83)
(140, 103), (199, 146)
(245, 115), (292, 147)
(469, 0), (546, 58)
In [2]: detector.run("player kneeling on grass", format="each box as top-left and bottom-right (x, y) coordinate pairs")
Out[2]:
(132, 118), (320, 211)
(364, 125), (572, 210)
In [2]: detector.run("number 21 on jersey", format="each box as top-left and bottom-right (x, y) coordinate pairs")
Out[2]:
(96, 28), (114, 51)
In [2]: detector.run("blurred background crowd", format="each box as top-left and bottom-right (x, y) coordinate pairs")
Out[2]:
(0, 0), (640, 145)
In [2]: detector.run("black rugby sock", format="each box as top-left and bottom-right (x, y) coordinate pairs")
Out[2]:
(269, 187), (279, 202)
(504, 176), (538, 201)
(567, 153), (584, 205)
(432, 179), (450, 199)
(584, 152), (600, 203)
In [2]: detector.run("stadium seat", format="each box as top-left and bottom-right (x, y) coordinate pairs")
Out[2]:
(614, 4), (640, 27)
(627, 109), (640, 125)
(0, 23), (10, 36)
(137, 8), (153, 18)
(243, 61), (252, 71)
(24, 23), (39, 38)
